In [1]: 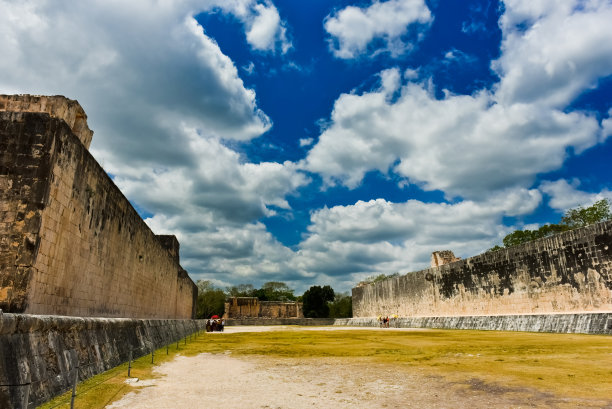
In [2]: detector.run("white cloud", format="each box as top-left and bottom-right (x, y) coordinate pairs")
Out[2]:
(304, 0), (612, 199)
(215, 0), (291, 54)
(540, 179), (612, 212)
(299, 137), (314, 147)
(293, 188), (540, 284)
(324, 0), (432, 59)
(0, 0), (305, 288)
(493, 0), (612, 107)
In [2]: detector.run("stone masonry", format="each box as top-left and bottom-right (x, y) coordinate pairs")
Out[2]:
(224, 297), (303, 319)
(353, 221), (612, 318)
(0, 95), (197, 319)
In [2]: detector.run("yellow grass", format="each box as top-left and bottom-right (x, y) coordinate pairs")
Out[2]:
(38, 328), (612, 408)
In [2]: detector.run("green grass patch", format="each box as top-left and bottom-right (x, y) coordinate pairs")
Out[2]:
(38, 328), (612, 408)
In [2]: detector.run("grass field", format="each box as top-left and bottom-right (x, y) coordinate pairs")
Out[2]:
(39, 327), (612, 408)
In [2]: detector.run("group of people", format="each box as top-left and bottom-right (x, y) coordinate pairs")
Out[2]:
(378, 315), (398, 328)
(206, 318), (225, 332)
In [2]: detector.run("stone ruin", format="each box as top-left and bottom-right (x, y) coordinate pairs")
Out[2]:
(224, 297), (303, 319)
(0, 94), (197, 319)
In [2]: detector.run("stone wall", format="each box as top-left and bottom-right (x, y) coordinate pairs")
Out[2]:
(334, 313), (612, 334)
(224, 297), (303, 319)
(0, 95), (93, 148)
(0, 107), (196, 318)
(226, 318), (335, 326)
(0, 313), (205, 409)
(353, 221), (612, 318)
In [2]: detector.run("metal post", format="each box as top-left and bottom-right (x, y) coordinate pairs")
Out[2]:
(22, 372), (31, 409)
(166, 344), (169, 355)
(176, 340), (179, 349)
(151, 349), (155, 364)
(70, 353), (79, 409)
(184, 336), (186, 345)
(128, 347), (132, 377)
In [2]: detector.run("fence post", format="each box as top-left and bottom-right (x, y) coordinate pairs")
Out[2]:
(166, 344), (169, 355)
(151, 348), (155, 364)
(22, 372), (31, 409)
(70, 352), (79, 409)
(128, 346), (133, 377)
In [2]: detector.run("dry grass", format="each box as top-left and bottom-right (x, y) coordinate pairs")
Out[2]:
(38, 328), (612, 408)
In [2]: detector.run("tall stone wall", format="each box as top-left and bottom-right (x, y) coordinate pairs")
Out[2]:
(224, 297), (303, 319)
(353, 221), (612, 318)
(0, 313), (205, 409)
(0, 105), (196, 318)
(0, 95), (93, 148)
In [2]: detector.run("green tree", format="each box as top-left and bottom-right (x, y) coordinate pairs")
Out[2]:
(561, 199), (612, 229)
(328, 292), (352, 318)
(362, 272), (399, 284)
(302, 285), (335, 318)
(195, 280), (226, 319)
(226, 283), (255, 297)
(501, 199), (611, 248)
(261, 281), (296, 301)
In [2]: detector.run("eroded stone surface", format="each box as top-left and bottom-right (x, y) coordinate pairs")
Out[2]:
(353, 222), (612, 318)
(0, 95), (94, 148)
(0, 109), (196, 318)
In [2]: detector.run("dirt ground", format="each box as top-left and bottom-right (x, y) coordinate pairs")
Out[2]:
(107, 327), (612, 409)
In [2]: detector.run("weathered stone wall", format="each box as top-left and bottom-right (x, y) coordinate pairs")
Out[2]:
(334, 313), (612, 334)
(0, 313), (205, 409)
(353, 221), (612, 318)
(0, 109), (196, 318)
(0, 95), (93, 148)
(224, 297), (303, 319)
(226, 317), (334, 326)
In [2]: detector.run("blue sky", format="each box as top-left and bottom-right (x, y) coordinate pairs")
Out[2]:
(1, 0), (611, 293)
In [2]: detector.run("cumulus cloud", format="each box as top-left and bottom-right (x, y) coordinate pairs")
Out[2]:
(0, 0), (305, 286)
(324, 0), (432, 59)
(493, 0), (612, 107)
(540, 179), (612, 212)
(215, 0), (291, 54)
(293, 187), (541, 286)
(304, 0), (612, 199)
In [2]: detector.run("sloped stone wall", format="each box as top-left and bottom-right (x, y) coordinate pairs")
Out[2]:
(353, 221), (612, 319)
(334, 313), (612, 334)
(0, 110), (196, 318)
(0, 313), (205, 409)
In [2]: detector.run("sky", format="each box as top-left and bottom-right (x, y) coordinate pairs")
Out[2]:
(1, 0), (612, 294)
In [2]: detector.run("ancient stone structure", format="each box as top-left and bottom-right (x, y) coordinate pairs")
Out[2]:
(352, 221), (612, 332)
(0, 313), (205, 409)
(224, 297), (303, 319)
(334, 313), (612, 334)
(430, 250), (461, 267)
(0, 94), (93, 148)
(0, 95), (197, 318)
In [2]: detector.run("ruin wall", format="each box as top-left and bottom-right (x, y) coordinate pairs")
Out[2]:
(0, 95), (93, 148)
(352, 221), (612, 318)
(0, 313), (205, 409)
(224, 297), (303, 319)
(0, 109), (196, 318)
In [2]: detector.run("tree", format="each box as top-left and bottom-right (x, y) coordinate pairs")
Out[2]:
(302, 285), (335, 318)
(501, 200), (611, 248)
(226, 283), (255, 297)
(361, 272), (399, 285)
(561, 199), (612, 229)
(261, 281), (296, 301)
(195, 280), (226, 319)
(328, 292), (352, 318)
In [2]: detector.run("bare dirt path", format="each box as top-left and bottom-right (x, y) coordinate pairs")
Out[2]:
(107, 326), (612, 409)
